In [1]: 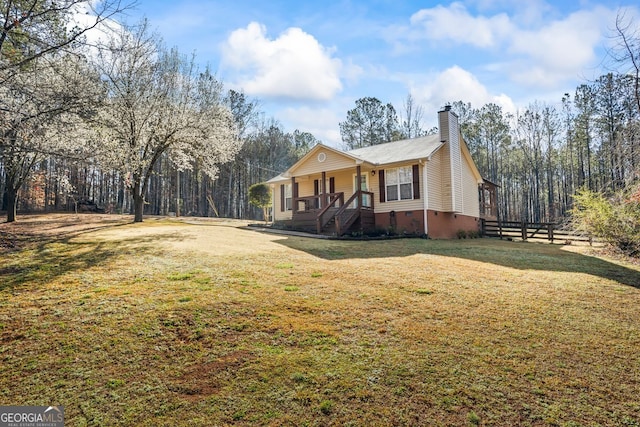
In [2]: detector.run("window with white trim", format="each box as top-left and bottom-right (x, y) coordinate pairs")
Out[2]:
(386, 166), (414, 201)
(284, 184), (292, 210)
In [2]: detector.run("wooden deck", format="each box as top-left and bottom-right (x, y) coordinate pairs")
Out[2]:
(291, 191), (375, 236)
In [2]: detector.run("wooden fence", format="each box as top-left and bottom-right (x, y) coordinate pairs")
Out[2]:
(481, 220), (593, 244)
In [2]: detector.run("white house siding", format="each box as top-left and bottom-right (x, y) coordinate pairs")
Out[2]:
(296, 178), (315, 201)
(272, 184), (293, 221)
(291, 148), (357, 176)
(440, 143), (453, 211)
(376, 198), (424, 214)
(427, 150), (443, 211)
(462, 155), (481, 217)
(450, 126), (463, 213)
(331, 169), (357, 196)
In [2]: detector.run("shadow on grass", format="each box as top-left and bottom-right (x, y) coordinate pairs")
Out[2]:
(275, 236), (640, 289)
(0, 230), (191, 291)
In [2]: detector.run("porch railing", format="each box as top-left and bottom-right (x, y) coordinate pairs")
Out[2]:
(315, 193), (345, 233)
(334, 190), (374, 236)
(294, 192), (344, 213)
(292, 190), (374, 235)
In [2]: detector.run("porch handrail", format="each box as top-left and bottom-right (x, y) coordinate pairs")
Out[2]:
(334, 190), (374, 235)
(295, 192), (343, 213)
(315, 192), (345, 233)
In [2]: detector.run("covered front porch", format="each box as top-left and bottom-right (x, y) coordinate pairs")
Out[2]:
(284, 165), (376, 236)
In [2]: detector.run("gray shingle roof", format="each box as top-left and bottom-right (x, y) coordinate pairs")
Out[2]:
(347, 134), (442, 165)
(267, 134), (445, 184)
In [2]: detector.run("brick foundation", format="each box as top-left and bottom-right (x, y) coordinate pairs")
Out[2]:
(374, 210), (480, 239)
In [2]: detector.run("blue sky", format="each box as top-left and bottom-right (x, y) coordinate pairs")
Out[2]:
(119, 0), (639, 147)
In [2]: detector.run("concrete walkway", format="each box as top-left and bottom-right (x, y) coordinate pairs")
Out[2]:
(244, 225), (332, 239)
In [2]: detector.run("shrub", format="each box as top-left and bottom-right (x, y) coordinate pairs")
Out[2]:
(248, 182), (272, 223)
(456, 229), (467, 239)
(467, 230), (481, 239)
(570, 185), (640, 257)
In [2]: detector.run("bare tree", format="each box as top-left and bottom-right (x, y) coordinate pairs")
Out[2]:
(93, 20), (240, 222)
(0, 0), (135, 80)
(399, 93), (425, 139)
(612, 11), (640, 116)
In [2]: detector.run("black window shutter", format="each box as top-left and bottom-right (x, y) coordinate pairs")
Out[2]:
(329, 177), (335, 194)
(413, 164), (420, 199)
(379, 169), (386, 203)
(280, 185), (285, 212)
(314, 179), (319, 195)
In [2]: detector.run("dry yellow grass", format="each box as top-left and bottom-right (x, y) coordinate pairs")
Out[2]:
(1, 214), (639, 426)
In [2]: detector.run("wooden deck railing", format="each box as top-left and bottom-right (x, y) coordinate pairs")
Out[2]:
(334, 191), (374, 236)
(315, 193), (344, 234)
(292, 190), (375, 235)
(293, 193), (344, 213)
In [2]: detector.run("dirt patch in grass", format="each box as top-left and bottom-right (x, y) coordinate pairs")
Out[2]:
(170, 350), (256, 400)
(1, 214), (639, 426)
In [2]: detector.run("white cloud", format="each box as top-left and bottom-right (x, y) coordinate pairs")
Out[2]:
(400, 3), (618, 89)
(508, 7), (616, 87)
(410, 66), (515, 117)
(221, 22), (347, 101)
(409, 2), (512, 48)
(69, 2), (125, 52)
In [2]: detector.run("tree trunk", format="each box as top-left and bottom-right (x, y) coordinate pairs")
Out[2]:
(132, 181), (144, 222)
(133, 193), (144, 222)
(6, 187), (18, 223)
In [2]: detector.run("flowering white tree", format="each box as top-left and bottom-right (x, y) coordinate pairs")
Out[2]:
(0, 54), (102, 222)
(0, 0), (133, 222)
(93, 21), (240, 222)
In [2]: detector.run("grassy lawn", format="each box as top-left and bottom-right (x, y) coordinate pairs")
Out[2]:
(1, 214), (639, 426)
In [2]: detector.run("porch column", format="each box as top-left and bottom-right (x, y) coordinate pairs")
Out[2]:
(423, 161), (429, 236)
(356, 165), (362, 208)
(291, 176), (297, 212)
(321, 171), (327, 208)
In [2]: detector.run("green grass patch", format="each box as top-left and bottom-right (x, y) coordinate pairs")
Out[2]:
(167, 272), (195, 281)
(106, 379), (125, 389)
(276, 263), (294, 269)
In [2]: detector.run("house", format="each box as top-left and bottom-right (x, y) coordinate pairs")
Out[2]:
(267, 106), (497, 238)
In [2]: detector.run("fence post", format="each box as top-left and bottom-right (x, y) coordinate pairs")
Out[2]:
(521, 221), (527, 241)
(548, 223), (554, 242)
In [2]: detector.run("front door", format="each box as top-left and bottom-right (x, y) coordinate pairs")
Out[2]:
(353, 173), (370, 207)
